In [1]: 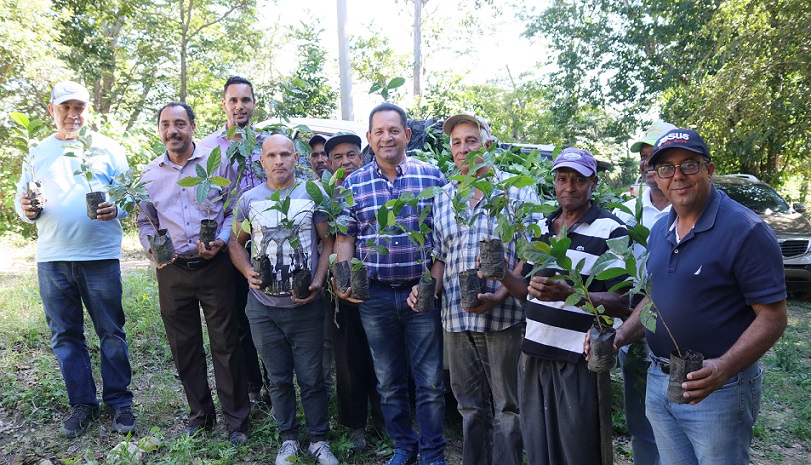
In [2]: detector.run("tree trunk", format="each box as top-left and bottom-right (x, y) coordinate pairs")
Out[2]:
(337, 0), (353, 120)
(413, 0), (422, 98)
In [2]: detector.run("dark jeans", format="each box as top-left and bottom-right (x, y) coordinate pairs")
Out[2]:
(329, 298), (384, 430)
(156, 253), (249, 433)
(38, 260), (133, 409)
(233, 266), (269, 393)
(359, 282), (446, 462)
(246, 294), (330, 442)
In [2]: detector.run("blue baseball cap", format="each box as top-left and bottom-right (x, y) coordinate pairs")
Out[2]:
(650, 129), (711, 166)
(552, 147), (597, 177)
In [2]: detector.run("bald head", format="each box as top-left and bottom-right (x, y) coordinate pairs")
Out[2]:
(261, 134), (299, 189)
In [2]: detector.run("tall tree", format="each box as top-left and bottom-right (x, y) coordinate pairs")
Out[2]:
(271, 23), (338, 119)
(663, 0), (811, 184)
(175, 0), (255, 102)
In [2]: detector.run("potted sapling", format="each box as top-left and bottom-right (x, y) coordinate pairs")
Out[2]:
(441, 152), (490, 308)
(11, 112), (48, 213)
(108, 168), (176, 266)
(306, 168), (355, 292)
(598, 232), (702, 404)
(470, 146), (545, 280)
(176, 146), (231, 250)
(65, 128), (108, 219)
(385, 189), (442, 312)
(520, 224), (631, 373)
(476, 172), (543, 278)
(348, 204), (392, 301)
(259, 183), (319, 299)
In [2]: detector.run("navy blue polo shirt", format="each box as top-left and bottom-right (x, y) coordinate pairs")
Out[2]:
(645, 186), (786, 359)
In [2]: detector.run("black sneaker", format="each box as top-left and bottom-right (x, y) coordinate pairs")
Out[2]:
(60, 404), (100, 438)
(112, 406), (137, 433)
(229, 431), (248, 446)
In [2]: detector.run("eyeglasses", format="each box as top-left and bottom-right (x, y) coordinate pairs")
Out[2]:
(654, 160), (708, 179)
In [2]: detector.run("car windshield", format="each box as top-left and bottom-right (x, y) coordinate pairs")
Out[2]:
(716, 182), (790, 214)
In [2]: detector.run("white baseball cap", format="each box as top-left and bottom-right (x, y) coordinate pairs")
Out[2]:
(51, 81), (90, 105)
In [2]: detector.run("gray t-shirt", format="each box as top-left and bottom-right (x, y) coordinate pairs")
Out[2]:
(236, 182), (326, 308)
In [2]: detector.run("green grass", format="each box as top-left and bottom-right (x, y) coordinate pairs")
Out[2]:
(753, 299), (811, 462)
(0, 267), (447, 464)
(1, 250), (809, 463)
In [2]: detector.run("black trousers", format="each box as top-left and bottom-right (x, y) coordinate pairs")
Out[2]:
(328, 297), (384, 430)
(156, 252), (249, 433)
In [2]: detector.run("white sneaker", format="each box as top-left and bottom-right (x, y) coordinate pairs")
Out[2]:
(309, 440), (339, 465)
(276, 440), (300, 465)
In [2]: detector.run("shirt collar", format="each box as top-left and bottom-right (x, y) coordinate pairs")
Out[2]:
(547, 199), (601, 229)
(372, 155), (409, 178)
(158, 143), (204, 168)
(664, 184), (720, 239)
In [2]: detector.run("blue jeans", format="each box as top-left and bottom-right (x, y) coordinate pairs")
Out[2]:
(645, 361), (762, 465)
(620, 343), (659, 465)
(246, 294), (329, 442)
(359, 284), (446, 462)
(446, 323), (524, 465)
(38, 260), (132, 408)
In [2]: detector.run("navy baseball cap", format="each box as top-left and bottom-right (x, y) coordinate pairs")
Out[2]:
(552, 147), (597, 177)
(650, 129), (711, 166)
(308, 134), (327, 148)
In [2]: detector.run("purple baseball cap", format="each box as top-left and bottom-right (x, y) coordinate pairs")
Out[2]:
(650, 129), (710, 166)
(552, 147), (597, 177)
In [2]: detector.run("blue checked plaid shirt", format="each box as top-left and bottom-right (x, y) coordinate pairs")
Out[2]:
(341, 156), (446, 283)
(434, 169), (542, 332)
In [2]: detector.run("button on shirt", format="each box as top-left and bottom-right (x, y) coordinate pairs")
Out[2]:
(198, 126), (266, 196)
(434, 169), (542, 332)
(137, 144), (237, 257)
(341, 156), (446, 283)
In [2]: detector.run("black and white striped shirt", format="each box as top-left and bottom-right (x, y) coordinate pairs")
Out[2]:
(521, 201), (628, 363)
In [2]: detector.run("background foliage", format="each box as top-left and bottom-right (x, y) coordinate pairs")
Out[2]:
(2, 0), (810, 236)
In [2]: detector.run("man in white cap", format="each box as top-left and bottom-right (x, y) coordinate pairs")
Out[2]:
(500, 147), (630, 464)
(407, 114), (538, 465)
(611, 121), (676, 465)
(14, 81), (135, 438)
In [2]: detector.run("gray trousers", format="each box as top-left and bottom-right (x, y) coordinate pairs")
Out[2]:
(518, 353), (601, 465)
(446, 323), (525, 465)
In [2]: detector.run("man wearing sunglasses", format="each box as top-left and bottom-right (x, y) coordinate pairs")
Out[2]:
(612, 128), (787, 464)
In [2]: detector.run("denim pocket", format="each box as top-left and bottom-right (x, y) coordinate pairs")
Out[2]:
(749, 364), (763, 421)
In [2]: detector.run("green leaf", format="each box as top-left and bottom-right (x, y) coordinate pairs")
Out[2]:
(196, 182), (212, 204)
(10, 112), (29, 128)
(388, 77), (406, 89)
(417, 186), (443, 200)
(177, 176), (203, 187)
(595, 267), (627, 280)
(563, 293), (581, 307)
(195, 164), (207, 179)
(376, 206), (389, 229)
(306, 181), (325, 205)
(207, 146), (222, 174)
(210, 176), (231, 187)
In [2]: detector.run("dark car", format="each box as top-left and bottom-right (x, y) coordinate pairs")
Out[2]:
(714, 174), (811, 291)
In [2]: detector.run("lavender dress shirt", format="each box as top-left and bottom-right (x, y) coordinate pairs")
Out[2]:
(137, 144), (237, 257)
(198, 125), (266, 197)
